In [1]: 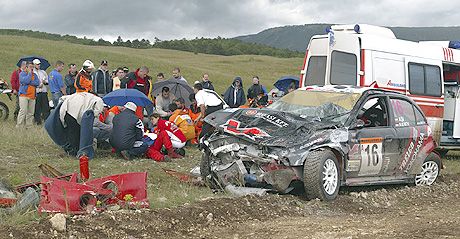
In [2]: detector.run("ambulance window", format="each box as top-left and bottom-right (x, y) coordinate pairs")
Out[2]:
(305, 56), (327, 85)
(408, 63), (442, 96)
(390, 98), (416, 127)
(330, 51), (357, 85)
(408, 64), (424, 95)
(425, 66), (441, 96)
(414, 106), (427, 125)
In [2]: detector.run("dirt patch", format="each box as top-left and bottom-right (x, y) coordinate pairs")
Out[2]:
(1, 174), (459, 239)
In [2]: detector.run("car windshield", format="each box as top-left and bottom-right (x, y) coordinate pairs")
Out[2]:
(268, 89), (362, 122)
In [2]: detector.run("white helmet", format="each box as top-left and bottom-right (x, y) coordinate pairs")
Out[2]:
(82, 60), (95, 69)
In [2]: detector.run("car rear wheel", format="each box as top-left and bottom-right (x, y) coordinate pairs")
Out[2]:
(0, 102), (9, 121)
(303, 150), (340, 201)
(415, 153), (440, 186)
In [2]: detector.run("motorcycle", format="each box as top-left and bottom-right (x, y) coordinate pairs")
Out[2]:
(0, 80), (12, 121)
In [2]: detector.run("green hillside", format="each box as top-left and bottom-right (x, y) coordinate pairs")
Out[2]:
(0, 35), (302, 94)
(236, 24), (460, 52)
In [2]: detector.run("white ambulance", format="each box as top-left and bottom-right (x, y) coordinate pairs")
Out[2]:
(300, 24), (460, 154)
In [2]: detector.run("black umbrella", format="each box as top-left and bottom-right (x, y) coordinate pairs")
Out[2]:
(16, 55), (50, 70)
(151, 79), (194, 105)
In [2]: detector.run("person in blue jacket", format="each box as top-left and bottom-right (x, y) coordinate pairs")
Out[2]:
(16, 61), (40, 128)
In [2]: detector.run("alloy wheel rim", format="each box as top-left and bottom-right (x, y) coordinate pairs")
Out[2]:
(415, 161), (439, 186)
(322, 158), (338, 195)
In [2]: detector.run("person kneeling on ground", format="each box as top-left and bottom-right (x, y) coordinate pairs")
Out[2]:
(145, 113), (185, 161)
(109, 102), (148, 160)
(169, 98), (196, 142)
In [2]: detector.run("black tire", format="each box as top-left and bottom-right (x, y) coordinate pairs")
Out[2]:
(200, 152), (220, 189)
(0, 101), (9, 121)
(303, 150), (340, 201)
(415, 152), (441, 186)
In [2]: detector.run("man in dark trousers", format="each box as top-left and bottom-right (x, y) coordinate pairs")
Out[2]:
(110, 102), (148, 160)
(92, 60), (112, 97)
(193, 83), (223, 139)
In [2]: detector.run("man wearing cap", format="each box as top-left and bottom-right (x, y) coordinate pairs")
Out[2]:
(92, 60), (112, 97)
(75, 60), (95, 93)
(33, 59), (50, 125)
(110, 102), (148, 160)
(48, 61), (66, 108)
(64, 63), (77, 95)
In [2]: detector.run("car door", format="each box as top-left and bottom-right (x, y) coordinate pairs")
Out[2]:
(348, 95), (399, 177)
(388, 97), (432, 176)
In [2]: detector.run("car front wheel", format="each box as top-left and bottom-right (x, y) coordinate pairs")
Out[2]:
(303, 149), (340, 201)
(415, 152), (441, 186)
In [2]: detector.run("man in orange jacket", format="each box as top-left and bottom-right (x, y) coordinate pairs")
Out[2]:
(75, 60), (95, 93)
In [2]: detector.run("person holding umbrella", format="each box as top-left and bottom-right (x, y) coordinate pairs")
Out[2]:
(75, 60), (95, 93)
(16, 61), (40, 128)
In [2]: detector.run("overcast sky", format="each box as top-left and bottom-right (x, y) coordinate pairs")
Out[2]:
(0, 0), (459, 42)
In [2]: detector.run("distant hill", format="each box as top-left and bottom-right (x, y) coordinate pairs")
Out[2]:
(235, 24), (460, 52)
(0, 29), (301, 58)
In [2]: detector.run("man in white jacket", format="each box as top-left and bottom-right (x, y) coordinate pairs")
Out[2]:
(59, 92), (103, 156)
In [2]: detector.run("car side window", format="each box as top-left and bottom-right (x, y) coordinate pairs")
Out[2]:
(390, 98), (416, 127)
(414, 106), (427, 125)
(357, 97), (388, 127)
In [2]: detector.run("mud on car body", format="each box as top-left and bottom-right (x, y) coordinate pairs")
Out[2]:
(200, 85), (441, 200)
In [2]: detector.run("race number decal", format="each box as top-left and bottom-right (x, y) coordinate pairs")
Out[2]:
(359, 137), (383, 176)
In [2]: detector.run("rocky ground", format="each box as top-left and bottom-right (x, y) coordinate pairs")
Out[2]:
(1, 173), (459, 239)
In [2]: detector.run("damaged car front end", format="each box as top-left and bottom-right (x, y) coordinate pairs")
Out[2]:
(200, 88), (361, 195)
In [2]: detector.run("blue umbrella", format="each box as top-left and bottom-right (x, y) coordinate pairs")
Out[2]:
(103, 89), (153, 107)
(274, 76), (300, 92)
(16, 55), (50, 70)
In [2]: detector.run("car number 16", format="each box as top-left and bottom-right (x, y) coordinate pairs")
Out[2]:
(359, 138), (383, 176)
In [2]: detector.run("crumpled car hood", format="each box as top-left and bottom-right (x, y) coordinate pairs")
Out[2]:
(205, 108), (337, 147)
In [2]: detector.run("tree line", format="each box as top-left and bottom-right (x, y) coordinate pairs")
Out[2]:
(0, 29), (302, 58)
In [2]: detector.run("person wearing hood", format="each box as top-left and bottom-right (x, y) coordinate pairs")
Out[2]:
(223, 77), (246, 108)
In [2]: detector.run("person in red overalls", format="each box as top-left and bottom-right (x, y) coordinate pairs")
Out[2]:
(145, 112), (184, 162)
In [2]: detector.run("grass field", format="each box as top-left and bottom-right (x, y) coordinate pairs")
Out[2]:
(0, 35), (302, 225)
(0, 35), (302, 94)
(1, 35), (459, 227)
